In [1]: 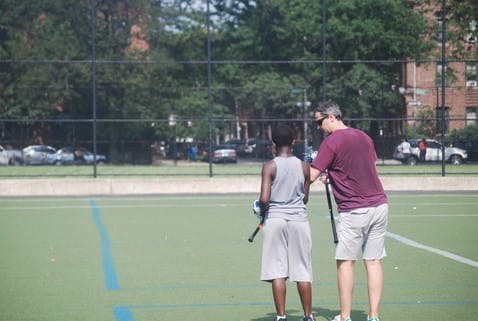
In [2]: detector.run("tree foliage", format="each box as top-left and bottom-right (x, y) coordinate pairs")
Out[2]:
(447, 0), (478, 58)
(1, 0), (454, 153)
(446, 125), (478, 142)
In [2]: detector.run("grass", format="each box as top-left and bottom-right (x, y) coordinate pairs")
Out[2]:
(0, 193), (477, 321)
(1, 162), (478, 178)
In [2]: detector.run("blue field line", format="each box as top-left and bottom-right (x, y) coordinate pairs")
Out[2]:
(104, 279), (478, 293)
(114, 307), (135, 321)
(127, 300), (478, 310)
(113, 299), (478, 316)
(382, 300), (478, 305)
(122, 301), (273, 309)
(89, 199), (120, 290)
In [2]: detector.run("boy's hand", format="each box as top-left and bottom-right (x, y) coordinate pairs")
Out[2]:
(252, 200), (262, 219)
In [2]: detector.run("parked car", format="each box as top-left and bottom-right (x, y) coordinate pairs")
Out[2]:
(449, 140), (478, 161)
(224, 139), (247, 156)
(244, 139), (273, 159)
(393, 139), (468, 165)
(22, 145), (58, 165)
(0, 145), (23, 165)
(55, 146), (107, 165)
(303, 146), (318, 164)
(212, 144), (237, 163)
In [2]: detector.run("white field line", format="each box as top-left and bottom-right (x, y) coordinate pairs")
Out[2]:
(392, 214), (478, 217)
(387, 231), (478, 268)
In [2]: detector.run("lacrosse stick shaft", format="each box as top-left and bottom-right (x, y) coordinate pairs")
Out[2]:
(248, 212), (266, 243)
(325, 182), (339, 244)
(248, 223), (263, 243)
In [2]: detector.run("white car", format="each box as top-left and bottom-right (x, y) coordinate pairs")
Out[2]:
(393, 139), (468, 165)
(22, 145), (58, 165)
(0, 145), (23, 165)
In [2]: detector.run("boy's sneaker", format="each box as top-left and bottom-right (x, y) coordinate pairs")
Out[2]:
(331, 316), (352, 321)
(367, 318), (379, 321)
(273, 318), (286, 321)
(303, 316), (316, 321)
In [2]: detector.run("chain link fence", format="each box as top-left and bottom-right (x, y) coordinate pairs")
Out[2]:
(1, 1), (476, 177)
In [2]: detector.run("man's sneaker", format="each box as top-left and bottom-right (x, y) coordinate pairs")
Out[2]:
(331, 316), (352, 321)
(303, 316), (316, 321)
(367, 318), (379, 321)
(273, 318), (286, 321)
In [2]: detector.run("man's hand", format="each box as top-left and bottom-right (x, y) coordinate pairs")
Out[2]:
(319, 172), (329, 184)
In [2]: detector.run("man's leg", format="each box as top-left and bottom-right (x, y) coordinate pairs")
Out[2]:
(297, 281), (312, 317)
(364, 259), (383, 319)
(337, 260), (355, 320)
(272, 278), (287, 316)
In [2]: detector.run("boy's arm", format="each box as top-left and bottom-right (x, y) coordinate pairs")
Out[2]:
(302, 162), (311, 204)
(259, 160), (275, 213)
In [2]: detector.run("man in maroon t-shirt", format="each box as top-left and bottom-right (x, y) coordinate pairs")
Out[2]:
(310, 101), (388, 321)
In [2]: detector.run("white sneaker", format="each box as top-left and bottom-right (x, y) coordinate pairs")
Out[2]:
(331, 316), (352, 321)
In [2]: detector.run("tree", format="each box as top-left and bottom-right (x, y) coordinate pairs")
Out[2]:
(0, 0), (442, 157)
(446, 0), (478, 59)
(0, 0), (92, 145)
(209, 0), (434, 135)
(446, 125), (478, 142)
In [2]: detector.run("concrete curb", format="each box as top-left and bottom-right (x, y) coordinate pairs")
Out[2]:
(1, 176), (477, 197)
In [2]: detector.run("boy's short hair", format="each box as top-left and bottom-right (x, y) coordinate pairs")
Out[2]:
(272, 125), (294, 148)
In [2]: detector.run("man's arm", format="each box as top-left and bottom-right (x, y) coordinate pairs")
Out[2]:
(310, 166), (323, 184)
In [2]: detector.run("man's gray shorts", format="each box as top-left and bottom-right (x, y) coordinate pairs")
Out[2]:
(260, 218), (313, 282)
(336, 203), (388, 261)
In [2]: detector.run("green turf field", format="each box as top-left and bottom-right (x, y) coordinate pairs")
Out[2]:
(1, 163), (478, 178)
(0, 193), (477, 321)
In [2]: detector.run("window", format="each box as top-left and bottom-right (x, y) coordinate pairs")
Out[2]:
(466, 20), (477, 45)
(436, 17), (444, 42)
(436, 64), (448, 87)
(466, 63), (477, 80)
(465, 63), (477, 88)
(466, 107), (477, 126)
(433, 9), (445, 43)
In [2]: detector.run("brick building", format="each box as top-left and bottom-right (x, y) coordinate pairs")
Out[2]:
(401, 4), (477, 137)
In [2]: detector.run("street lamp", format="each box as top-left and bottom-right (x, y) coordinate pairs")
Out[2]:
(169, 114), (177, 165)
(399, 86), (425, 138)
(297, 97), (311, 153)
(408, 100), (422, 138)
(293, 88), (311, 157)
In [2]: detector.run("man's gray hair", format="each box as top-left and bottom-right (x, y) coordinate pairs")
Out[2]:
(315, 101), (342, 120)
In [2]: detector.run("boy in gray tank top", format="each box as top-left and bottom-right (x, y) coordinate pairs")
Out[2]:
(257, 124), (315, 321)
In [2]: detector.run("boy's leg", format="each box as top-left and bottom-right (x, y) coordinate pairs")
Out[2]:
(272, 278), (287, 316)
(364, 259), (383, 319)
(297, 281), (312, 317)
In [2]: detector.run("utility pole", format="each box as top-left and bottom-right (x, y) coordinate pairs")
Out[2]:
(440, 0), (446, 176)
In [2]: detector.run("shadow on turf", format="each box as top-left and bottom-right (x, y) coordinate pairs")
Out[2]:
(251, 308), (367, 321)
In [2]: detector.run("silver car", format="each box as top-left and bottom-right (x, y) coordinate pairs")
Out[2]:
(212, 145), (237, 163)
(55, 147), (107, 165)
(22, 145), (58, 165)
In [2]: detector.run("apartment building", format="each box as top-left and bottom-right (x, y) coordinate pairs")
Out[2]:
(401, 4), (477, 135)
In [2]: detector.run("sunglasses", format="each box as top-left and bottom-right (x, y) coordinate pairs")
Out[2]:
(316, 115), (328, 126)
